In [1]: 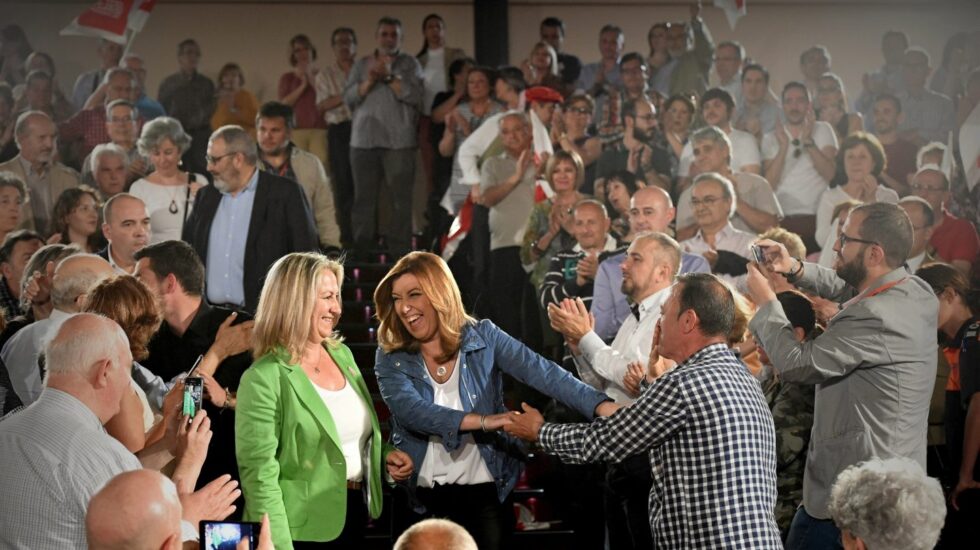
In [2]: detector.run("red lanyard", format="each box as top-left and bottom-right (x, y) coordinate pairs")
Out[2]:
(835, 277), (907, 318)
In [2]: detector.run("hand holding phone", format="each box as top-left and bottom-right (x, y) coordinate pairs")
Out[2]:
(182, 377), (203, 421)
(201, 520), (260, 550)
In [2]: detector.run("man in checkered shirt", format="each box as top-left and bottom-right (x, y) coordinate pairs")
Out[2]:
(507, 272), (782, 548)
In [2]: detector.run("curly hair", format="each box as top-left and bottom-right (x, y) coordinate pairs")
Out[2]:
(83, 275), (162, 362)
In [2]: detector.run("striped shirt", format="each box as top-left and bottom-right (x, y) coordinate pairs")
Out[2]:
(539, 343), (781, 549)
(0, 388), (142, 548)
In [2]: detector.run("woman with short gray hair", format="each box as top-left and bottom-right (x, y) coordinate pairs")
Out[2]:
(829, 457), (945, 550)
(130, 116), (207, 243)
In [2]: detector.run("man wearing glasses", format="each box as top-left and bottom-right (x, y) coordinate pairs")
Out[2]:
(594, 97), (672, 190)
(182, 125), (318, 313)
(911, 165), (979, 276)
(745, 201), (937, 549)
(59, 68), (141, 169)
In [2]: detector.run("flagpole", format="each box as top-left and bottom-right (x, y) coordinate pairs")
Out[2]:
(120, 28), (137, 64)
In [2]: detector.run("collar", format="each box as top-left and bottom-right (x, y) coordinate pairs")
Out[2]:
(48, 308), (74, 325)
(573, 234), (618, 254)
(18, 155), (48, 177)
(695, 221), (736, 242)
(632, 285), (671, 321)
(106, 243), (136, 275)
(677, 342), (734, 369)
(220, 166), (259, 197)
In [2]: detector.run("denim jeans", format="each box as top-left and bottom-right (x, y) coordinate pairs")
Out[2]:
(785, 506), (843, 550)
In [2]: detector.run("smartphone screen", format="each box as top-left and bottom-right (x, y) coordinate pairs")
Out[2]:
(183, 377), (203, 420)
(200, 521), (260, 550)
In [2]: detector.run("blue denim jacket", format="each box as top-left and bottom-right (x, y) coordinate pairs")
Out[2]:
(374, 319), (609, 504)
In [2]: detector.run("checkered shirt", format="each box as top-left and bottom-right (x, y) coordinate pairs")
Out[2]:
(539, 343), (782, 549)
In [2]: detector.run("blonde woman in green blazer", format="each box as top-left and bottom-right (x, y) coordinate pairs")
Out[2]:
(236, 252), (413, 549)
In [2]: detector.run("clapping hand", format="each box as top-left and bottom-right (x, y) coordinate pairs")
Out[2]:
(546, 297), (594, 345)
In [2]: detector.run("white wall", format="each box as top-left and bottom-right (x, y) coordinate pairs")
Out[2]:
(3, 1), (978, 106)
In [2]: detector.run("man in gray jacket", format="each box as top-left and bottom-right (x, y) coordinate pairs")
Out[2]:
(746, 201), (937, 549)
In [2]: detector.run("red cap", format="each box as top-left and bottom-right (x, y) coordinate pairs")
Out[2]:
(524, 86), (563, 104)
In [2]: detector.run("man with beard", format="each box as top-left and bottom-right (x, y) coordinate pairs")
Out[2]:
(762, 82), (838, 252)
(871, 94), (917, 196)
(746, 201), (937, 548)
(182, 125), (317, 313)
(592, 52), (651, 148)
(0, 111), (81, 235)
(595, 97), (671, 190)
(255, 101), (341, 251)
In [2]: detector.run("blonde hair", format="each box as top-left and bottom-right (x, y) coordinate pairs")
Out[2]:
(373, 252), (475, 364)
(253, 252), (344, 362)
(546, 149), (584, 189)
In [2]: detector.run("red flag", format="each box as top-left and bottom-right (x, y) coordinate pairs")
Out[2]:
(60, 0), (156, 43)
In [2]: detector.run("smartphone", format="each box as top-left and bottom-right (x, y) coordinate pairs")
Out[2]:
(750, 244), (769, 265)
(200, 520), (260, 550)
(182, 377), (203, 420)
(186, 354), (205, 378)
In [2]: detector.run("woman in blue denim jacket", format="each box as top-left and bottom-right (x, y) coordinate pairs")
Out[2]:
(374, 251), (615, 550)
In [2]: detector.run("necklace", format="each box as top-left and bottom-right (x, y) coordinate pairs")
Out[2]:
(436, 364), (448, 377)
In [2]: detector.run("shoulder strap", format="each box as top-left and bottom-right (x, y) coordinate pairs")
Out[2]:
(183, 172), (193, 225)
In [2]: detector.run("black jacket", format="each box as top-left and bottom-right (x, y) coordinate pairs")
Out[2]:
(182, 169), (319, 312)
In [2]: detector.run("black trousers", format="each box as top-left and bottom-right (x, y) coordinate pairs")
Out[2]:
(606, 453), (654, 550)
(488, 246), (525, 339)
(327, 121), (354, 246)
(403, 482), (513, 550)
(291, 489), (367, 549)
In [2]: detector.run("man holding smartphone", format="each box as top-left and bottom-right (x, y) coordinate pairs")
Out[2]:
(746, 202), (937, 548)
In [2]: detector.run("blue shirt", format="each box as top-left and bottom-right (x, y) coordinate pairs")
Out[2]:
(135, 93), (166, 121)
(592, 250), (710, 342)
(206, 168), (258, 307)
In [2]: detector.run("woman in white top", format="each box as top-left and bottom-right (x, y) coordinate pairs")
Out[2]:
(815, 132), (899, 247)
(130, 117), (206, 244)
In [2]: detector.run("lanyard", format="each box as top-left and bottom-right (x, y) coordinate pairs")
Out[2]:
(834, 277), (907, 320)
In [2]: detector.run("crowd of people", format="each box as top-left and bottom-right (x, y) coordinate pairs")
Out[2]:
(0, 6), (978, 550)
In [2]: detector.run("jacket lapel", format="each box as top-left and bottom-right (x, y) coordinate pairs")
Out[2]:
(284, 360), (343, 454)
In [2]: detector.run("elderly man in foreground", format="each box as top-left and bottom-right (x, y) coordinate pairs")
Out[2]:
(507, 272), (782, 549)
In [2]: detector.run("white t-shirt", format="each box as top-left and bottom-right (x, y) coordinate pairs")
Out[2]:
(314, 379), (372, 481)
(761, 121), (838, 216)
(417, 355), (494, 488)
(678, 128), (761, 176)
(129, 174), (208, 244)
(421, 48), (447, 116)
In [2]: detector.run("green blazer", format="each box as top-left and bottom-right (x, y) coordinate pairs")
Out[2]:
(236, 343), (392, 548)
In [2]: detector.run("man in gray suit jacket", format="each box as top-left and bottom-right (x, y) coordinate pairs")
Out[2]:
(745, 201), (937, 549)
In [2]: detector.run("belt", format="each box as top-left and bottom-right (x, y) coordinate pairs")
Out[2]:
(346, 480), (363, 490)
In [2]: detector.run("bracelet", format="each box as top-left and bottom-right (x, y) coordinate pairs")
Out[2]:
(784, 257), (805, 282)
(480, 415), (488, 432)
(222, 389), (236, 410)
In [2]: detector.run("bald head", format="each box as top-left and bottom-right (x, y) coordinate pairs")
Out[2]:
(87, 470), (182, 550)
(51, 254), (114, 311)
(629, 186), (676, 234)
(394, 518), (478, 550)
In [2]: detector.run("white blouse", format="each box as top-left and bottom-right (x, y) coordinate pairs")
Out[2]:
(129, 174), (208, 244)
(314, 379), (371, 481)
(417, 355), (494, 488)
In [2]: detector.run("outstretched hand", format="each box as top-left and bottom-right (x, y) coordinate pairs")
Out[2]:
(503, 402), (545, 442)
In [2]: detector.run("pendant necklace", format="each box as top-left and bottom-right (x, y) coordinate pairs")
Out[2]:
(436, 364), (448, 377)
(168, 198), (179, 214)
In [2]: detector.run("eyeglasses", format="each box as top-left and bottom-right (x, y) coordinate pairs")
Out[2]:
(205, 152), (236, 164)
(838, 232), (879, 248)
(108, 116), (136, 124)
(690, 196), (725, 207)
(568, 106), (592, 115)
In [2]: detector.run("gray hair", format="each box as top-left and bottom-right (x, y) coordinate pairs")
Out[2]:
(210, 125), (258, 165)
(45, 313), (129, 376)
(89, 143), (130, 174)
(137, 116), (191, 157)
(829, 457), (945, 550)
(0, 171), (27, 199)
(13, 110), (51, 141)
(104, 98), (136, 118)
(20, 244), (80, 306)
(103, 67), (136, 87)
(572, 198), (608, 219)
(498, 111), (529, 130)
(50, 253), (112, 311)
(898, 195), (935, 228)
(691, 125), (733, 163)
(394, 518), (477, 550)
(693, 172), (737, 219)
